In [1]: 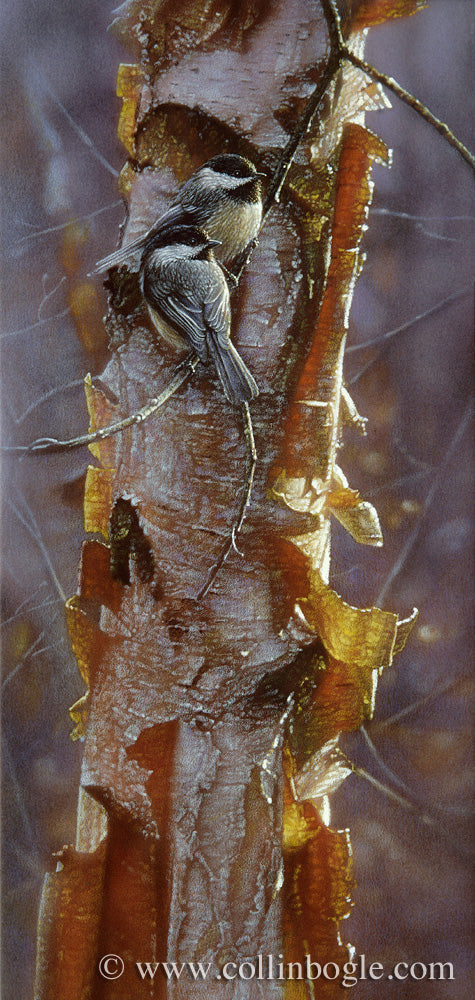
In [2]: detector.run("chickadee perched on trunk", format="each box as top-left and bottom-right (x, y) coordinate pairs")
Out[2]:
(96, 154), (265, 274)
(140, 224), (259, 406)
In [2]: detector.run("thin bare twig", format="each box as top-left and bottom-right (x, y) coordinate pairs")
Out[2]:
(0, 308), (71, 341)
(1, 593), (62, 628)
(360, 721), (474, 818)
(346, 285), (471, 356)
(370, 209), (475, 223)
(2, 737), (39, 857)
(262, 0), (342, 214)
(15, 201), (123, 248)
(1, 630), (47, 691)
(351, 765), (472, 862)
(343, 48), (475, 172)
(197, 402), (257, 599)
(359, 724), (417, 798)
(376, 398), (473, 605)
(4, 356), (199, 456)
(35, 70), (119, 178)
(322, 0), (475, 172)
(13, 380), (85, 427)
(8, 0), (473, 454)
(378, 677), (468, 729)
(5, 495), (67, 602)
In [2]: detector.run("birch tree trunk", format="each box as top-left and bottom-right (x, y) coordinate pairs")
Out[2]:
(34, 2), (423, 997)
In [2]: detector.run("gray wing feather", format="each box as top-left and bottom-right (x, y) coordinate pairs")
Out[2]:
(203, 272), (231, 342)
(143, 260), (227, 360)
(143, 256), (258, 404)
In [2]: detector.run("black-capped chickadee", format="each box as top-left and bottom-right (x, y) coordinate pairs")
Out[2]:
(140, 224), (259, 406)
(96, 154), (265, 273)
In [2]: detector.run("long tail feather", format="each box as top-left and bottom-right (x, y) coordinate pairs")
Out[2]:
(95, 206), (187, 273)
(95, 233), (149, 273)
(206, 331), (258, 405)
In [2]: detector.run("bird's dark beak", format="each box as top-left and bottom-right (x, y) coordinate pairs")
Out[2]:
(254, 171), (267, 179)
(206, 239), (222, 248)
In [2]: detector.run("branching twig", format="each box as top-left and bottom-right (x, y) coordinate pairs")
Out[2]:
(267, 0), (475, 235)
(326, 0), (475, 172)
(35, 70), (119, 178)
(351, 765), (473, 862)
(7, 0), (473, 456)
(346, 284), (471, 356)
(197, 402), (257, 600)
(376, 398), (473, 605)
(4, 356), (199, 456)
(5, 495), (66, 602)
(262, 0), (342, 214)
(343, 49), (475, 172)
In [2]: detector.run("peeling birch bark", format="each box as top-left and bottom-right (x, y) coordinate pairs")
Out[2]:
(34, 2), (421, 998)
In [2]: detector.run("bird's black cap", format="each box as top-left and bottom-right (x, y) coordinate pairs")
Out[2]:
(204, 153), (265, 181)
(142, 224), (221, 257)
(205, 154), (256, 178)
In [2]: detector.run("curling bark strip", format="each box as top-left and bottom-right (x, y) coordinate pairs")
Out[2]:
(277, 123), (389, 480)
(34, 3), (422, 998)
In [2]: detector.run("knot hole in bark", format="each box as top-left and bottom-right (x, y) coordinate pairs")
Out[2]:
(109, 497), (160, 596)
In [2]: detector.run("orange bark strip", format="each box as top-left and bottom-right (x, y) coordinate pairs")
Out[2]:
(116, 63), (144, 159)
(34, 844), (107, 1000)
(349, 0), (429, 31)
(84, 468), (115, 538)
(284, 820), (353, 998)
(298, 573), (406, 669)
(128, 721), (178, 837)
(84, 375), (119, 467)
(282, 760), (353, 995)
(68, 281), (106, 353)
(295, 124), (388, 401)
(310, 652), (378, 747)
(65, 596), (112, 689)
(279, 123), (388, 477)
(94, 818), (171, 1000)
(78, 539), (124, 613)
(69, 693), (90, 742)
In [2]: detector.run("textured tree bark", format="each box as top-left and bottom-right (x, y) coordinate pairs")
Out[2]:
(34, 2), (422, 998)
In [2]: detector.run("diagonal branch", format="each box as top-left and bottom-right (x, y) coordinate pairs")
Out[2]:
(4, 356), (199, 456)
(343, 48), (475, 172)
(376, 398), (473, 605)
(351, 764), (472, 862)
(7, 0), (473, 458)
(262, 0), (343, 213)
(324, 0), (474, 172)
(347, 285), (472, 357)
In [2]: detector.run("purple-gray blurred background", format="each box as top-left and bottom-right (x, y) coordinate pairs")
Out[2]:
(1, 2), (473, 998)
